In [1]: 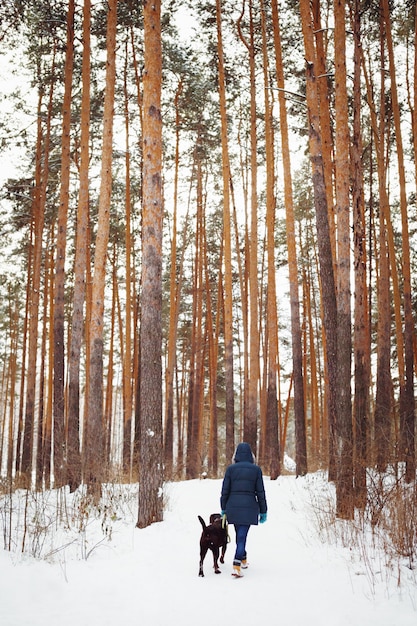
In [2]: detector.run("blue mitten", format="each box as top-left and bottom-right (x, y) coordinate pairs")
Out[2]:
(221, 510), (227, 529)
(259, 512), (267, 524)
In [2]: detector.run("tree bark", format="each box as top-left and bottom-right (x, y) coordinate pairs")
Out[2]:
(164, 79), (183, 479)
(237, 0), (259, 454)
(85, 0), (117, 499)
(122, 38), (134, 477)
(21, 54), (55, 487)
(312, 0), (336, 266)
(137, 0), (164, 528)
(271, 0), (305, 476)
(67, 0), (91, 492)
(382, 0), (415, 481)
(53, 0), (75, 489)
(186, 153), (204, 479)
(260, 0), (281, 479)
(299, 0), (338, 481)
(334, 0), (353, 520)
(216, 0), (235, 462)
(351, 0), (370, 509)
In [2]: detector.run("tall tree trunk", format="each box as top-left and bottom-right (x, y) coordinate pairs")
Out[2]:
(374, 214), (392, 471)
(230, 177), (248, 447)
(165, 199), (191, 478)
(237, 0), (259, 454)
(235, 115), (250, 457)
(360, 9), (403, 471)
(53, 0), (75, 489)
(374, 17), (393, 471)
(382, 0), (415, 481)
(15, 232), (32, 477)
(271, 0), (306, 475)
(36, 236), (54, 490)
(129, 24), (142, 479)
(260, 0), (281, 479)
(186, 154), (204, 479)
(6, 286), (19, 480)
(302, 257), (321, 462)
(85, 0), (117, 499)
(21, 52), (55, 487)
(36, 240), (48, 490)
(193, 175), (206, 475)
(104, 246), (117, 465)
(137, 0), (164, 528)
(334, 0), (353, 520)
(361, 17), (405, 431)
(299, 0), (338, 481)
(122, 37), (133, 477)
(216, 0), (235, 461)
(44, 244), (54, 491)
(312, 0), (336, 265)
(412, 6), (417, 188)
(67, 0), (91, 492)
(204, 216), (220, 477)
(351, 0), (370, 509)
(164, 79), (183, 479)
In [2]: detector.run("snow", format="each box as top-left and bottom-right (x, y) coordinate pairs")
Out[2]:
(1, 474), (416, 626)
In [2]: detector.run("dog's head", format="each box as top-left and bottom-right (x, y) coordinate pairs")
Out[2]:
(208, 513), (228, 535)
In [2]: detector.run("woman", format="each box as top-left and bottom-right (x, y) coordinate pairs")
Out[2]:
(220, 442), (267, 577)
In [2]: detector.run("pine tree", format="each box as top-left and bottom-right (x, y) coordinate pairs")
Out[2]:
(137, 0), (164, 528)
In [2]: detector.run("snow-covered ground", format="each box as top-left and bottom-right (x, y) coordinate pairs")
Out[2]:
(1, 473), (416, 626)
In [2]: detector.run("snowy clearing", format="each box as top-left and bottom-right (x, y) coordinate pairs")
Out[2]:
(1, 474), (416, 626)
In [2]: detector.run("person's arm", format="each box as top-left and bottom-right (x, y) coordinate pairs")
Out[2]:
(220, 468), (231, 511)
(255, 468), (267, 514)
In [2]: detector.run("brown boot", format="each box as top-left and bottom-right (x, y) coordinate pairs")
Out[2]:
(232, 560), (243, 578)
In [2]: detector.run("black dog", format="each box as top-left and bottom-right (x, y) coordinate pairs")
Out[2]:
(198, 513), (228, 577)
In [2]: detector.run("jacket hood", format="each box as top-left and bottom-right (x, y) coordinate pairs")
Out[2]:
(233, 442), (255, 463)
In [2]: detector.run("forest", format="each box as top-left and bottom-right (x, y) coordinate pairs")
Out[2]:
(0, 0), (416, 539)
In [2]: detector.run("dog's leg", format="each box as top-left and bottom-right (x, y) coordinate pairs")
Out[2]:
(199, 544), (208, 577)
(212, 546), (221, 574)
(220, 542), (226, 564)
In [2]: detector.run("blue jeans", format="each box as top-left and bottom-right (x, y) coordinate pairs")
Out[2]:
(234, 524), (250, 562)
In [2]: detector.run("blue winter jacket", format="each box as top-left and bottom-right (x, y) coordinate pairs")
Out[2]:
(220, 442), (267, 526)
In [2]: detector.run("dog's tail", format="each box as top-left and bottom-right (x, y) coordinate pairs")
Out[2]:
(198, 515), (207, 531)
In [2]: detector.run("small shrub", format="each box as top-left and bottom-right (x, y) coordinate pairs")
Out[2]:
(0, 480), (139, 561)
(308, 466), (417, 593)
